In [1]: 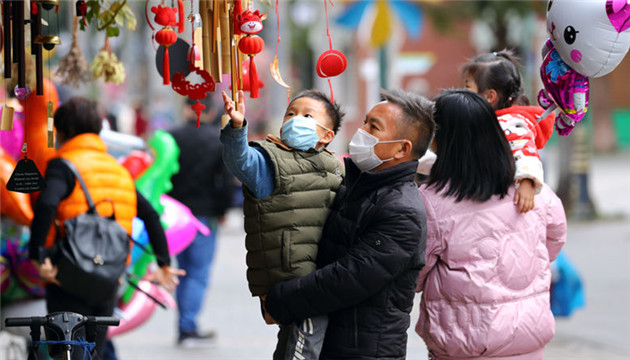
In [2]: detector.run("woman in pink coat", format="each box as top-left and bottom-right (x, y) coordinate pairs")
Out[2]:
(416, 90), (567, 360)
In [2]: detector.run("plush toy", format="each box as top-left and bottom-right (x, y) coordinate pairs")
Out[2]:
(237, 8), (266, 98)
(147, 0), (185, 85)
(538, 0), (630, 135)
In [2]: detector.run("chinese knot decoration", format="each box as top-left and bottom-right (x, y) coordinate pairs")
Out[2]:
(148, 0), (185, 85)
(172, 64), (216, 127)
(236, 8), (266, 98)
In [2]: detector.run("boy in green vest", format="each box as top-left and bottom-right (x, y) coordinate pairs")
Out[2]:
(220, 89), (345, 360)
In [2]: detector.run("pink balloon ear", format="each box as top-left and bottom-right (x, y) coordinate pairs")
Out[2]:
(606, 0), (630, 33)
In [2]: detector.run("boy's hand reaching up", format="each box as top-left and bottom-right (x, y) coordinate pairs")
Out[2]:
(222, 90), (246, 128)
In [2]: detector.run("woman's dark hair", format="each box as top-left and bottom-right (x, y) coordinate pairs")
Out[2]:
(462, 49), (530, 109)
(54, 97), (102, 140)
(428, 89), (515, 202)
(290, 89), (345, 134)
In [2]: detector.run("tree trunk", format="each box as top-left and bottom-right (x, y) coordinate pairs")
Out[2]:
(590, 76), (618, 153)
(555, 125), (596, 220)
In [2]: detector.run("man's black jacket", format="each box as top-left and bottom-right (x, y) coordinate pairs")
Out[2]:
(265, 158), (427, 360)
(168, 121), (234, 217)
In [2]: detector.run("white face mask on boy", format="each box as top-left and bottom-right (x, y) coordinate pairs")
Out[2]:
(348, 128), (406, 172)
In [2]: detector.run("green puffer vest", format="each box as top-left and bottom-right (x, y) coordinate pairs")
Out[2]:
(243, 139), (344, 296)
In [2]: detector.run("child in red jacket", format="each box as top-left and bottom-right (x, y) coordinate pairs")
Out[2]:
(463, 50), (555, 213)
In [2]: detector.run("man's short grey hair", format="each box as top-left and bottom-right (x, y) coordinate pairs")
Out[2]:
(380, 89), (436, 159)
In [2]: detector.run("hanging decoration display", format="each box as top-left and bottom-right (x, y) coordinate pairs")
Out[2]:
(172, 65), (216, 126)
(172, 1), (216, 127)
(270, 0), (290, 102)
(56, 16), (91, 87)
(69, 0), (137, 85)
(236, 6), (266, 98)
(2, 1), (11, 79)
(8, 0), (28, 98)
(146, 0), (185, 85)
(90, 37), (126, 84)
(316, 0), (347, 102)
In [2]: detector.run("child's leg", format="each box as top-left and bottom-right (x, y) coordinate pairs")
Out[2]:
(274, 315), (328, 360)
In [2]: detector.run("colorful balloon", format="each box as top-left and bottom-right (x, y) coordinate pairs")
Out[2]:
(120, 150), (153, 180)
(4, 226), (45, 298)
(0, 106), (25, 160)
(1, 254), (12, 293)
(135, 130), (180, 214)
(129, 217), (150, 266)
(23, 77), (59, 205)
(101, 128), (147, 161)
(538, 44), (589, 136)
(107, 279), (176, 338)
(161, 195), (210, 256)
(545, 0), (630, 78)
(539, 0), (630, 135)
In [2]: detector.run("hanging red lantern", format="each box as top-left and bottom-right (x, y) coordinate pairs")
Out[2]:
(155, 27), (178, 84)
(147, 1), (185, 85)
(315, 0), (347, 102)
(236, 9), (266, 98)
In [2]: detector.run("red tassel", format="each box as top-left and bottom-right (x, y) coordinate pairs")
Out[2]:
(328, 79), (334, 103)
(249, 56), (259, 98)
(177, 0), (185, 33)
(163, 47), (170, 85)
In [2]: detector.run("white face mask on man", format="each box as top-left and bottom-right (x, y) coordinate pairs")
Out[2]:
(348, 128), (407, 172)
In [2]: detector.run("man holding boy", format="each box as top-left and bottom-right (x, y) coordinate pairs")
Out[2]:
(264, 89), (436, 360)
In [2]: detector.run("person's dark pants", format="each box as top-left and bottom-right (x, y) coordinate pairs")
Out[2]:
(45, 284), (117, 360)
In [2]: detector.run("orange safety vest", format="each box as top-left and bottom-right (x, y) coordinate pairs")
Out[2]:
(44, 133), (137, 248)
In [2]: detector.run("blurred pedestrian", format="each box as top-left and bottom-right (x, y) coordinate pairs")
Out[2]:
(168, 96), (235, 348)
(28, 97), (184, 360)
(264, 89), (435, 360)
(415, 90), (567, 360)
(462, 49), (556, 212)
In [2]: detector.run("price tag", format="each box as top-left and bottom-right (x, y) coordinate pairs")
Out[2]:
(6, 157), (46, 193)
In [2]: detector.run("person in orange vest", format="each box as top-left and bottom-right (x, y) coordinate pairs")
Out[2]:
(28, 97), (184, 360)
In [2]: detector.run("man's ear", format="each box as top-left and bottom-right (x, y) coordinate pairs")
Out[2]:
(483, 89), (499, 108)
(394, 140), (413, 160)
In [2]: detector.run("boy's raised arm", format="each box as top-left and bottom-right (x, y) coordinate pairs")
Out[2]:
(222, 90), (246, 128)
(220, 90), (275, 199)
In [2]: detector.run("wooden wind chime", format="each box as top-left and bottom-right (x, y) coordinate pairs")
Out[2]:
(146, 0), (272, 122)
(2, 0), (59, 142)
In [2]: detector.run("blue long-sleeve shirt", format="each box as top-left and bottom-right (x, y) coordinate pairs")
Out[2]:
(220, 120), (275, 199)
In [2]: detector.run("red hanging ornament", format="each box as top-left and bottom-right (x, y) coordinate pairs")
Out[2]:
(231, 58), (265, 92)
(146, 0), (185, 85)
(172, 64), (216, 127)
(316, 0), (346, 102)
(76, 0), (88, 27)
(236, 8), (266, 98)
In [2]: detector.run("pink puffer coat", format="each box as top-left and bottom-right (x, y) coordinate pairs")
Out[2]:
(416, 184), (567, 360)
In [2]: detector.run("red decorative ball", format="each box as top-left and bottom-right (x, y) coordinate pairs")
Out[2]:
(155, 28), (178, 47)
(316, 49), (347, 78)
(238, 35), (264, 56)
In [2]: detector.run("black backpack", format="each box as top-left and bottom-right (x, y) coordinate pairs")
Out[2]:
(54, 158), (130, 305)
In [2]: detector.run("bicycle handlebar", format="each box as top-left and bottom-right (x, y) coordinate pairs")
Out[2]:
(4, 316), (48, 327)
(86, 316), (120, 327)
(5, 314), (120, 328)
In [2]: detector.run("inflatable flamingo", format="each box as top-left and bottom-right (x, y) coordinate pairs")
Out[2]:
(107, 279), (176, 338)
